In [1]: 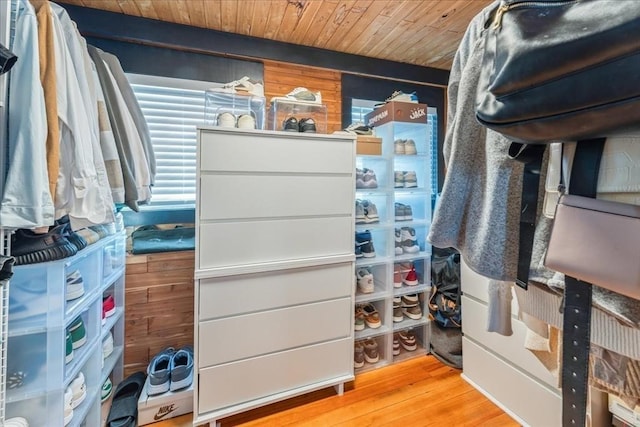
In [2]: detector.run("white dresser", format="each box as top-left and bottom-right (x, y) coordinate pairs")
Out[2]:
(193, 127), (356, 426)
(460, 261), (562, 427)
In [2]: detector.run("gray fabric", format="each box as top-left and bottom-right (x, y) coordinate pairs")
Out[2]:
(87, 45), (139, 211)
(487, 280), (513, 336)
(431, 2), (640, 328)
(100, 51), (156, 186)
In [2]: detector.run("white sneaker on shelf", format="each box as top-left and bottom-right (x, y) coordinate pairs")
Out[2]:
(209, 76), (264, 97)
(237, 114), (256, 129)
(216, 112), (236, 128)
(64, 387), (74, 426)
(356, 268), (374, 294)
(70, 372), (87, 409)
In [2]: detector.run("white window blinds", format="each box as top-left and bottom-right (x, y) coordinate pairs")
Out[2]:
(127, 74), (214, 204)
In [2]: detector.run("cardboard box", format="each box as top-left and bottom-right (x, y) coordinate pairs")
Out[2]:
(356, 135), (382, 155)
(364, 101), (429, 128)
(138, 377), (193, 425)
(609, 394), (640, 427)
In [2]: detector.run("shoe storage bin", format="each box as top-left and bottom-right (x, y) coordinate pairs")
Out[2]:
(394, 224), (431, 262)
(394, 192), (432, 224)
(355, 263), (389, 300)
(356, 227), (390, 261)
(6, 231), (126, 427)
(356, 193), (390, 225)
(269, 98), (328, 134)
(355, 156), (390, 191)
(354, 299), (390, 340)
(204, 90), (266, 130)
(355, 335), (388, 372)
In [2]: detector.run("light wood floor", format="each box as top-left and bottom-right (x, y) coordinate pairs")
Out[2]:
(152, 355), (518, 426)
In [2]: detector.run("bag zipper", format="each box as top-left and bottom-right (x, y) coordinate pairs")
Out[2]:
(493, 0), (578, 29)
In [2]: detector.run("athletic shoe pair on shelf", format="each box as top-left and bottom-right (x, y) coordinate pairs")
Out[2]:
(393, 329), (418, 355)
(375, 90), (419, 107)
(356, 268), (375, 294)
(394, 139), (417, 155)
(354, 338), (380, 368)
(393, 294), (423, 322)
(394, 170), (418, 188)
(355, 199), (379, 224)
(355, 230), (375, 258)
(356, 168), (378, 189)
(217, 112), (256, 129)
(394, 262), (420, 287)
(395, 227), (420, 254)
(282, 116), (316, 133)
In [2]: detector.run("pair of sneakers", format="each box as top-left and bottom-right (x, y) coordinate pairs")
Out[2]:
(356, 168), (378, 189)
(209, 76), (265, 97)
(282, 116), (317, 133)
(354, 339), (378, 368)
(394, 139), (417, 155)
(394, 170), (418, 188)
(355, 199), (379, 224)
(217, 112), (256, 129)
(147, 346), (194, 395)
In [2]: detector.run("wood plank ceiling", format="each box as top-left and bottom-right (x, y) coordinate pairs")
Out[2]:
(56, 0), (494, 70)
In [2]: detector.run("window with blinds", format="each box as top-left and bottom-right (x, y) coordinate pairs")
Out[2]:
(127, 74), (215, 205)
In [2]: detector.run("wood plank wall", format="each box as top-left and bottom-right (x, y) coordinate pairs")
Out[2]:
(123, 60), (343, 374)
(124, 251), (195, 377)
(264, 60), (342, 133)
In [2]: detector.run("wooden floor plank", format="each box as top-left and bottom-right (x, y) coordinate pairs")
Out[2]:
(149, 356), (517, 427)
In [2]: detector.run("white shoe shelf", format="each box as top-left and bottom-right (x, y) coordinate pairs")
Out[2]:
(6, 231), (126, 427)
(355, 116), (435, 373)
(194, 127), (356, 427)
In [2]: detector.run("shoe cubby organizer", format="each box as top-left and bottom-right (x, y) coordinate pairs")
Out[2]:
(6, 231), (126, 427)
(353, 105), (435, 373)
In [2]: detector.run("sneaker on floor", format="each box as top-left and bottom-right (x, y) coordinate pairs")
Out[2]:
(65, 270), (84, 301)
(103, 331), (114, 360)
(354, 342), (365, 368)
(363, 338), (379, 363)
(283, 116), (299, 132)
(68, 316), (87, 350)
(147, 348), (175, 396)
(404, 139), (417, 155)
(237, 113), (256, 129)
(403, 171), (418, 188)
(299, 117), (317, 133)
(101, 377), (113, 402)
(170, 346), (194, 392)
(64, 387), (74, 425)
(356, 268), (374, 294)
(11, 228), (77, 266)
(65, 331), (74, 364)
(216, 111), (236, 128)
(70, 372), (87, 409)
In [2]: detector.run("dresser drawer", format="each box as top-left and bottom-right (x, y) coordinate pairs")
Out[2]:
(198, 337), (353, 414)
(199, 297), (352, 367)
(199, 263), (353, 320)
(198, 217), (353, 269)
(463, 338), (561, 427)
(462, 296), (559, 388)
(199, 130), (354, 174)
(199, 174), (353, 220)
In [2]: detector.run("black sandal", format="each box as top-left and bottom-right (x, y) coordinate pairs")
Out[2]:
(106, 371), (146, 427)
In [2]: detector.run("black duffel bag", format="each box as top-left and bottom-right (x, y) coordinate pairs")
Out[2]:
(475, 0), (640, 144)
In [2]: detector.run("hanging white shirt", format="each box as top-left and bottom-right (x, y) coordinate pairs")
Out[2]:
(0, 0), (54, 228)
(51, 8), (115, 229)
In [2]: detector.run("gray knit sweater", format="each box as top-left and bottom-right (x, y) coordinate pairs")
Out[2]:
(429, 2), (640, 327)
